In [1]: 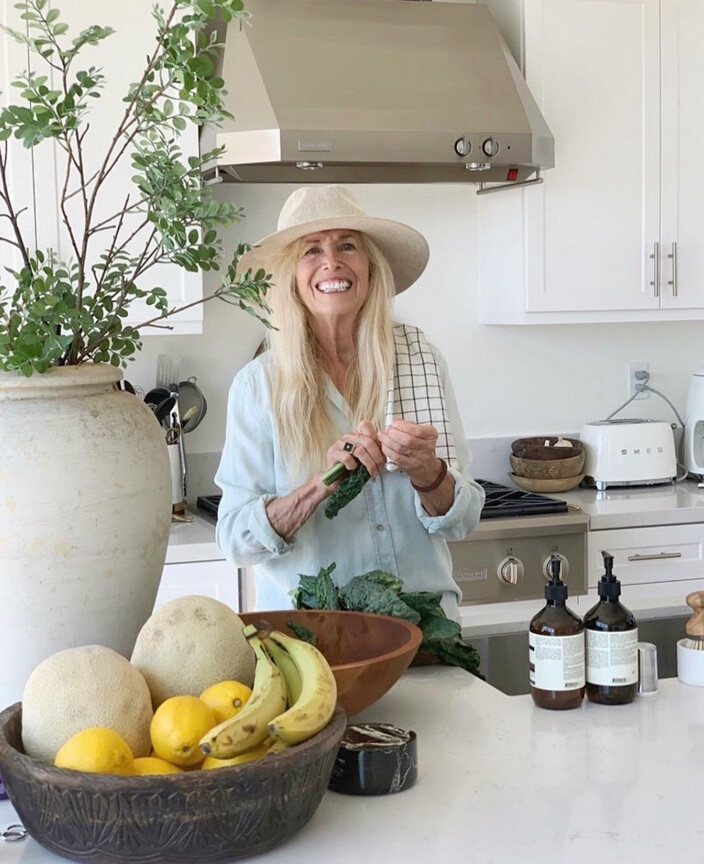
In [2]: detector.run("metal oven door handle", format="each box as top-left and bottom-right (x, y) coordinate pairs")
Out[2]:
(627, 552), (682, 562)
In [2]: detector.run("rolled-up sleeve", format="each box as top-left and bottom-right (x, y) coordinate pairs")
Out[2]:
(215, 365), (293, 565)
(414, 349), (485, 539)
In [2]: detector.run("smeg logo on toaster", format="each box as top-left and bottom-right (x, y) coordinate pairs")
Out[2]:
(620, 446), (664, 455)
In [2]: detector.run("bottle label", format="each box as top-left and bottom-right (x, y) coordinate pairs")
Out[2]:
(529, 632), (585, 691)
(586, 628), (638, 686)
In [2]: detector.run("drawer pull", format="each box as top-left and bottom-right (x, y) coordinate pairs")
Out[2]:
(627, 552), (682, 562)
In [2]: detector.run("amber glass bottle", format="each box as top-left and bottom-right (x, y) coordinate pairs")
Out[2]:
(529, 557), (585, 710)
(584, 551), (638, 705)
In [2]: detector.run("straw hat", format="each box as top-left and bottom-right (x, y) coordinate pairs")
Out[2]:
(237, 185), (429, 294)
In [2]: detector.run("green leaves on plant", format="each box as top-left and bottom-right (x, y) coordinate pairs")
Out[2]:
(0, 0), (271, 374)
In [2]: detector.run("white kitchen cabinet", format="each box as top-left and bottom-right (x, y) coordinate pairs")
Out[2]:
(156, 559), (241, 612)
(480, 0), (704, 324)
(1, 0), (203, 334)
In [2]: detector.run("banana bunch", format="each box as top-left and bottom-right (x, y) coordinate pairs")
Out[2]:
(199, 623), (337, 760)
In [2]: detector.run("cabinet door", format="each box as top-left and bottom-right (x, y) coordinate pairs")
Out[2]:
(660, 0), (704, 310)
(523, 0), (661, 313)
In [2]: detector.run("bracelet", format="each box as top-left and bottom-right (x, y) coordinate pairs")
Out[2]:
(411, 458), (448, 493)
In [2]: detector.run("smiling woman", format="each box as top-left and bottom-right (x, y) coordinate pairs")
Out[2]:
(215, 185), (485, 615)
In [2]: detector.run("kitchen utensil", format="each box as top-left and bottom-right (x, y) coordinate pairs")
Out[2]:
(156, 354), (181, 392)
(508, 473), (585, 493)
(637, 642), (659, 695)
(509, 451), (585, 480)
(684, 366), (704, 477)
(682, 591), (704, 649)
(153, 395), (176, 426)
(0, 701), (346, 864)
(511, 437), (583, 460)
(580, 419), (677, 490)
(239, 610), (422, 718)
(178, 377), (207, 433)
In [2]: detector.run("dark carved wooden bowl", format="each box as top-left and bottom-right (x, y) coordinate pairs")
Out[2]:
(241, 610), (423, 718)
(0, 702), (346, 864)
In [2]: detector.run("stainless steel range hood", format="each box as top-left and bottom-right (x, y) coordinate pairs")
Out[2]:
(205, 0), (554, 187)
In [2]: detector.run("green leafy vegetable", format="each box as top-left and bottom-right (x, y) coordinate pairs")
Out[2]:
(287, 621), (317, 645)
(324, 464), (371, 518)
(293, 563), (481, 676)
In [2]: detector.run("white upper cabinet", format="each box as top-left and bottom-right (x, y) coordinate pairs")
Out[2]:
(480, 0), (704, 323)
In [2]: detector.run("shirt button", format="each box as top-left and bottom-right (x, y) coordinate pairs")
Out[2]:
(376, 523), (385, 532)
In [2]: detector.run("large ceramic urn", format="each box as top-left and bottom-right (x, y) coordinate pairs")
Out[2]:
(0, 365), (171, 706)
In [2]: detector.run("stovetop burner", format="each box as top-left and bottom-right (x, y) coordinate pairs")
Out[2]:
(197, 481), (568, 521)
(477, 479), (568, 518)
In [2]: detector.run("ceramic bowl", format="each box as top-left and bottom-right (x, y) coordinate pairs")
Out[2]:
(508, 472), (585, 493)
(509, 451), (585, 479)
(511, 436), (584, 460)
(241, 610), (423, 718)
(0, 701), (346, 864)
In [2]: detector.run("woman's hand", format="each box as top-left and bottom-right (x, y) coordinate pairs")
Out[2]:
(379, 418), (441, 483)
(325, 419), (386, 480)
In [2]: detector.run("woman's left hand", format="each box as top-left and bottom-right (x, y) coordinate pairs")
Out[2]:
(379, 418), (443, 486)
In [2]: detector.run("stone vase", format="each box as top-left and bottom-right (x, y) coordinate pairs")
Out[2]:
(0, 364), (171, 707)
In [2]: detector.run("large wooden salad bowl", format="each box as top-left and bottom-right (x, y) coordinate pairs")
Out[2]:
(242, 609), (423, 717)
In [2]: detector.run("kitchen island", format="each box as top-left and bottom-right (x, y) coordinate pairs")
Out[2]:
(1, 666), (701, 863)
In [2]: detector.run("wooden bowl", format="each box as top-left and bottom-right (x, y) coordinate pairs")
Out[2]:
(241, 610), (423, 718)
(0, 701), (346, 864)
(511, 436), (584, 460)
(509, 451), (585, 479)
(509, 472), (585, 493)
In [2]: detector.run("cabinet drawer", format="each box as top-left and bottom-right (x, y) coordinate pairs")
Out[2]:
(588, 525), (704, 587)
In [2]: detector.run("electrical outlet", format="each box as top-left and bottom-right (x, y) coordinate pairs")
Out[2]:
(627, 362), (649, 399)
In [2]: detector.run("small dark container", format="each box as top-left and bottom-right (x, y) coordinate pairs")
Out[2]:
(328, 723), (417, 796)
(0, 702), (346, 864)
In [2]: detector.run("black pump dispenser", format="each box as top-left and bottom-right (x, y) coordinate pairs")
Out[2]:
(584, 550), (638, 705)
(529, 555), (585, 710)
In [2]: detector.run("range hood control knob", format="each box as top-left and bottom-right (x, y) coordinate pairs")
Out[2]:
(454, 137), (472, 157)
(482, 137), (500, 157)
(542, 553), (569, 581)
(498, 556), (524, 585)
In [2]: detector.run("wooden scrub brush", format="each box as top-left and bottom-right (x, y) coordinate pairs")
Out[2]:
(683, 591), (704, 649)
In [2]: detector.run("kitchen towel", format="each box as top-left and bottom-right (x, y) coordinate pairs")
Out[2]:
(385, 324), (457, 470)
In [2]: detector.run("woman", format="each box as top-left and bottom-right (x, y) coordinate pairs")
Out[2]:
(215, 185), (485, 618)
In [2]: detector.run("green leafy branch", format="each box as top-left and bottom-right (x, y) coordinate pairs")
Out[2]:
(0, 0), (271, 375)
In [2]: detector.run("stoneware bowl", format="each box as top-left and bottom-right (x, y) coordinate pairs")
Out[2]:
(509, 451), (585, 479)
(241, 610), (423, 718)
(509, 472), (585, 493)
(0, 702), (346, 864)
(511, 436), (584, 460)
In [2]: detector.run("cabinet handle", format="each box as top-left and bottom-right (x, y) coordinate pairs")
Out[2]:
(667, 242), (678, 297)
(627, 552), (682, 562)
(649, 241), (660, 297)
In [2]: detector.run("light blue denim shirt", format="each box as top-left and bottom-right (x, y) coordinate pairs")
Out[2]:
(215, 338), (485, 618)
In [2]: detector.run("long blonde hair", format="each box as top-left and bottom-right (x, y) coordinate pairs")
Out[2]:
(267, 233), (395, 475)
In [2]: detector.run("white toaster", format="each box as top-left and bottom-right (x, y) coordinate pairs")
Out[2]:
(580, 419), (677, 490)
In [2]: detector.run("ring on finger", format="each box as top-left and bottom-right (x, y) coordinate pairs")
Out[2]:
(343, 441), (355, 453)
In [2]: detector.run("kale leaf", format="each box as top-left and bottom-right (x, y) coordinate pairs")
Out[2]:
(339, 575), (420, 623)
(291, 562), (339, 610)
(324, 464), (371, 518)
(287, 620), (318, 645)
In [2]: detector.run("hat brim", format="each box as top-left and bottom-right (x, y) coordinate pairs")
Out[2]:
(237, 215), (429, 295)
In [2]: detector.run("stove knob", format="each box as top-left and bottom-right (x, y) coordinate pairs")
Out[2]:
(542, 553), (569, 581)
(497, 556), (524, 585)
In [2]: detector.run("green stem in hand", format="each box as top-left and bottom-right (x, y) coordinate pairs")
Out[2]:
(324, 464), (371, 519)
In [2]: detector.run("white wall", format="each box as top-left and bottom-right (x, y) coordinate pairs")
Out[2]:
(127, 183), (703, 463)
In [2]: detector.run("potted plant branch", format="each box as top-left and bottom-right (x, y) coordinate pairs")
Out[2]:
(0, 0), (270, 706)
(0, 0), (271, 376)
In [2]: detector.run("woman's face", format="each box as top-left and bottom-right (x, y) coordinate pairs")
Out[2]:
(294, 229), (370, 322)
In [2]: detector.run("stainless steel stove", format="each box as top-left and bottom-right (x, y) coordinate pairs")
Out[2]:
(451, 480), (589, 606)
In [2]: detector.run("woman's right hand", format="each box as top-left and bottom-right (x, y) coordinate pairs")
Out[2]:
(326, 419), (386, 479)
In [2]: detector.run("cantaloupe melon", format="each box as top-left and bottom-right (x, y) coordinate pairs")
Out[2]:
(22, 645), (153, 764)
(130, 595), (255, 707)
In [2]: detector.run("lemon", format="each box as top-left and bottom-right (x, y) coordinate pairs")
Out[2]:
(201, 741), (271, 770)
(150, 695), (216, 767)
(199, 680), (253, 724)
(54, 727), (134, 775)
(132, 756), (184, 776)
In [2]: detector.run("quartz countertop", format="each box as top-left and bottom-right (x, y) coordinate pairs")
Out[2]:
(2, 667), (702, 864)
(165, 512), (219, 564)
(550, 478), (704, 529)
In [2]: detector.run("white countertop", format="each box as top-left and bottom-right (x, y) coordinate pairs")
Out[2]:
(552, 478), (704, 529)
(2, 667), (703, 864)
(165, 513), (220, 564)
